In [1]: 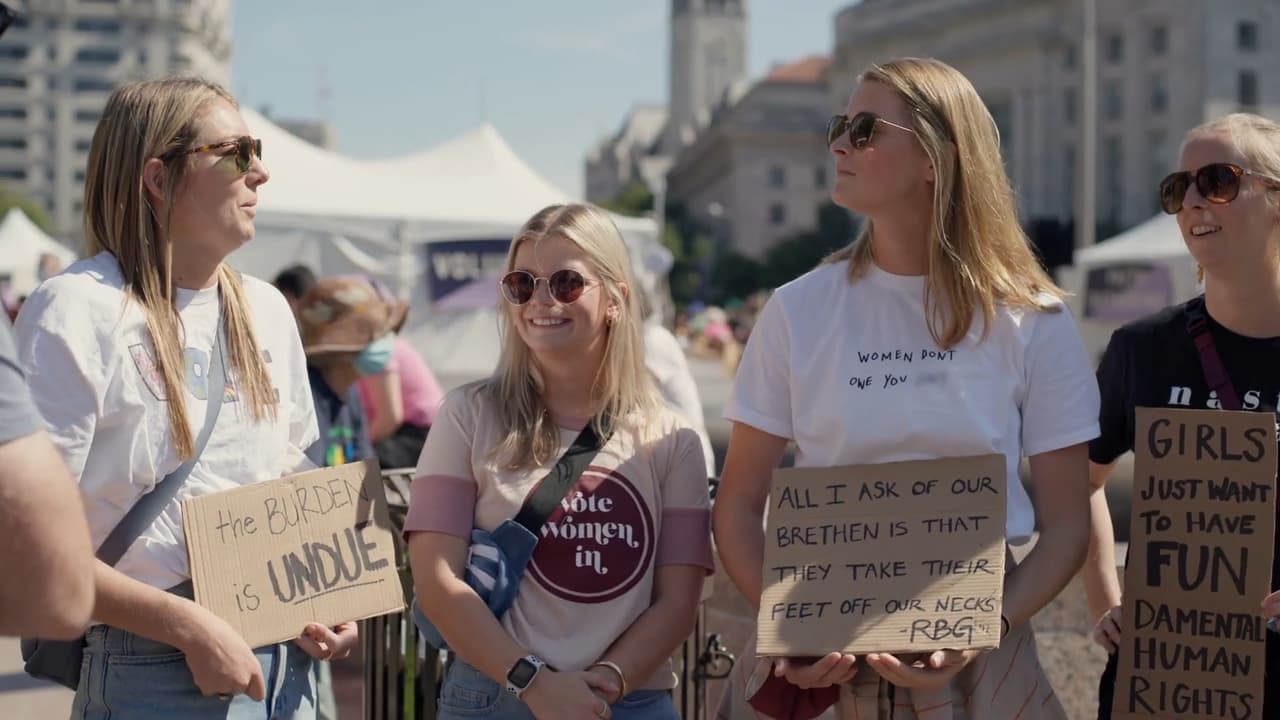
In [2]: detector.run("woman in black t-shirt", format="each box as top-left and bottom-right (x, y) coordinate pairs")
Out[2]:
(1086, 113), (1280, 719)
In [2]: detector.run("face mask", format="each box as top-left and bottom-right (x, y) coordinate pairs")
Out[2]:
(354, 334), (395, 376)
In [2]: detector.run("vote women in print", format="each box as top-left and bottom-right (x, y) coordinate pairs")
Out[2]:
(528, 467), (656, 604)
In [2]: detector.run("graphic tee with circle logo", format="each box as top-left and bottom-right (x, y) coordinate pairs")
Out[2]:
(404, 387), (715, 690)
(527, 467), (656, 603)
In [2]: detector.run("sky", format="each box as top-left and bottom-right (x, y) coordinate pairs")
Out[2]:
(231, 1), (853, 199)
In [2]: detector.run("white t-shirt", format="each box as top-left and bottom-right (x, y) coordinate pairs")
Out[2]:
(645, 322), (716, 477)
(13, 252), (319, 589)
(725, 261), (1100, 542)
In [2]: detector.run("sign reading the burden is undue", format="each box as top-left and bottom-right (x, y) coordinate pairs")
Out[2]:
(184, 459), (406, 648)
(757, 454), (1007, 656)
(1113, 408), (1277, 720)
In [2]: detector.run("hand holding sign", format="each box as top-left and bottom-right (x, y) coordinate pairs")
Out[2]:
(295, 621), (358, 662)
(864, 648), (981, 691)
(772, 653), (858, 689)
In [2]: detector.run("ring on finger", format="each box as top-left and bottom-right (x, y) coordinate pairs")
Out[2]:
(217, 694), (231, 701)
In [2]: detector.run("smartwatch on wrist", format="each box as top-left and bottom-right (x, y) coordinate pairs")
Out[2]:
(505, 655), (546, 697)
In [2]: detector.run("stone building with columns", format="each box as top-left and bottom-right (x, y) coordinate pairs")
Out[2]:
(829, 0), (1280, 251)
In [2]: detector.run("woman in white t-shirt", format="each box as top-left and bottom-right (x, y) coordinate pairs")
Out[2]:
(13, 77), (355, 719)
(407, 204), (713, 720)
(712, 57), (1100, 719)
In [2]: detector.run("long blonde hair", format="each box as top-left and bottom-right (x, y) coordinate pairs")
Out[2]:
(83, 77), (277, 459)
(486, 204), (660, 468)
(1182, 113), (1280, 283)
(825, 57), (1061, 348)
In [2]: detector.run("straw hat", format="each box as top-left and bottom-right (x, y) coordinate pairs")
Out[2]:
(296, 276), (408, 355)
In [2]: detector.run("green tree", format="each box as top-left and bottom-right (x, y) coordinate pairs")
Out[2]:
(759, 203), (858, 288)
(710, 251), (763, 302)
(599, 180), (654, 218)
(0, 184), (53, 233)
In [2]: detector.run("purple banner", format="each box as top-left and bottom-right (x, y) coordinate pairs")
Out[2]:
(425, 239), (510, 306)
(1084, 263), (1173, 322)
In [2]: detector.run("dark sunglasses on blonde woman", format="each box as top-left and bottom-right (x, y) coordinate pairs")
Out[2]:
(826, 111), (917, 149)
(499, 269), (597, 305)
(1159, 162), (1280, 214)
(167, 135), (263, 174)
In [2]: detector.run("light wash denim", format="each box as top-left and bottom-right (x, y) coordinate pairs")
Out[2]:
(436, 658), (680, 720)
(69, 623), (317, 720)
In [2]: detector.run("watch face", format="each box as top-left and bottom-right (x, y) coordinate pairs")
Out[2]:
(508, 658), (538, 687)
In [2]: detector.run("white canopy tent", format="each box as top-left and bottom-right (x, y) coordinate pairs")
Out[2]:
(227, 109), (669, 379)
(0, 208), (77, 297)
(1059, 213), (1199, 363)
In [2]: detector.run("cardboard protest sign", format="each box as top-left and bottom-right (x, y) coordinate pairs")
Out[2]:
(1113, 407), (1277, 720)
(757, 454), (1007, 656)
(184, 459), (406, 648)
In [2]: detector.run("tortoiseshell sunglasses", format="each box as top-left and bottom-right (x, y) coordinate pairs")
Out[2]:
(168, 135), (263, 173)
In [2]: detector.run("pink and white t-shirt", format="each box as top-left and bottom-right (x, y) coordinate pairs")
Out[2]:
(404, 385), (714, 689)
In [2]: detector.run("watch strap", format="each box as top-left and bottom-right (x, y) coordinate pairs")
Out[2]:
(505, 654), (546, 697)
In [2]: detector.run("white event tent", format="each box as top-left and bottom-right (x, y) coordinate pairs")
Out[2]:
(227, 109), (669, 379)
(1058, 213), (1199, 363)
(0, 208), (78, 297)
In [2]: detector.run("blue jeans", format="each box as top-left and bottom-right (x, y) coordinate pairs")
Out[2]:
(69, 624), (317, 720)
(436, 658), (680, 720)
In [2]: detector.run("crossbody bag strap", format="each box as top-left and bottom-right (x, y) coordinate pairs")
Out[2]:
(1185, 296), (1243, 412)
(96, 319), (227, 566)
(513, 418), (612, 535)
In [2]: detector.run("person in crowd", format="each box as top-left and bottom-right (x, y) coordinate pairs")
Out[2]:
(293, 274), (395, 720)
(274, 263), (317, 316)
(712, 57), (1098, 718)
(0, 319), (95, 638)
(354, 279), (444, 470)
(13, 76), (356, 719)
(36, 252), (65, 283)
(638, 285), (716, 478)
(407, 203), (713, 720)
(295, 275), (389, 469)
(1085, 112), (1280, 719)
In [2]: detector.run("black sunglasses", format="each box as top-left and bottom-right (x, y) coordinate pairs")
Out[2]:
(169, 135), (263, 174)
(1159, 162), (1280, 214)
(499, 269), (597, 305)
(826, 112), (917, 149)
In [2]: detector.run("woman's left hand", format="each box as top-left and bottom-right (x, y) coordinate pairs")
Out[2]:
(864, 649), (981, 691)
(295, 622), (359, 662)
(1260, 590), (1280, 621)
(583, 665), (623, 704)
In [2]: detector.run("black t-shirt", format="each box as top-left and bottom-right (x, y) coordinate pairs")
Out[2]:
(1092, 297), (1280, 719)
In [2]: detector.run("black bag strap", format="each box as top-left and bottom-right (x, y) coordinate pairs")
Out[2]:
(97, 319), (227, 566)
(513, 418), (611, 535)
(1185, 296), (1243, 412)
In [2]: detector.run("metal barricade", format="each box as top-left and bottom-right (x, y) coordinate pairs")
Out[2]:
(363, 468), (443, 720)
(365, 469), (735, 720)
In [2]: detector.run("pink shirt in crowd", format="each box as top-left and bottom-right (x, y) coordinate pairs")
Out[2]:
(359, 337), (444, 429)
